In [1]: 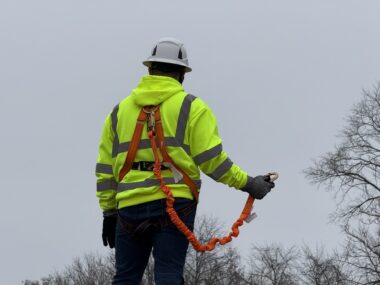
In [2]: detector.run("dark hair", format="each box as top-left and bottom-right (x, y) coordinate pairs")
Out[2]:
(150, 62), (185, 74)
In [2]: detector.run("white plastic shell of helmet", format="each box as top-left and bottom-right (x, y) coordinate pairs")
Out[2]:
(143, 37), (192, 72)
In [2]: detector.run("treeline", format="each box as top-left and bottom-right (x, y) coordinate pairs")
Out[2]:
(23, 84), (380, 284)
(23, 215), (348, 285)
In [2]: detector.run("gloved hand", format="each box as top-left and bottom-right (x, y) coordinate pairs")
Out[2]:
(102, 214), (117, 248)
(240, 175), (275, 199)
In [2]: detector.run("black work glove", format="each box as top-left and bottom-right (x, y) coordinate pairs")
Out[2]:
(240, 175), (275, 200)
(102, 214), (117, 248)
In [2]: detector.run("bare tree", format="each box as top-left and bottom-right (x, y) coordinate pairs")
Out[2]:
(39, 252), (114, 285)
(245, 244), (300, 285)
(341, 224), (380, 284)
(305, 83), (380, 225)
(141, 255), (155, 285)
(305, 83), (380, 284)
(300, 246), (348, 285)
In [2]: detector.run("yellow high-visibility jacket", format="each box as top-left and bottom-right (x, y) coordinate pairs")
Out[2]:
(96, 75), (248, 213)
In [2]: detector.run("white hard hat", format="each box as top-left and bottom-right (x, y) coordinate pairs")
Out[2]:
(143, 37), (192, 72)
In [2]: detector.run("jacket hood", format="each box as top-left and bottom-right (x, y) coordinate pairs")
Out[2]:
(131, 75), (184, 106)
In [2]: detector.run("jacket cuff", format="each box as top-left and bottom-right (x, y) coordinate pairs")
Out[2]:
(240, 175), (254, 192)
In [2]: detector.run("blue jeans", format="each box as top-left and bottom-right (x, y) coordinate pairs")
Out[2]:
(112, 198), (196, 285)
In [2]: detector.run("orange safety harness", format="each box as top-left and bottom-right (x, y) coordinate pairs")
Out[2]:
(119, 105), (265, 252)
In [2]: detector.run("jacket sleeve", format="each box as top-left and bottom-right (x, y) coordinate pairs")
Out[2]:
(95, 114), (117, 214)
(188, 102), (249, 190)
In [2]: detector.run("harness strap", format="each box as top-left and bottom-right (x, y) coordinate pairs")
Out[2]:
(119, 110), (147, 182)
(154, 108), (199, 202)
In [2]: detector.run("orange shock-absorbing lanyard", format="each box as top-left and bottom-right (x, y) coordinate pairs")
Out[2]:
(119, 106), (278, 252)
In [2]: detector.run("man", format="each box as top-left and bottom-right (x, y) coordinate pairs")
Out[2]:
(95, 37), (274, 285)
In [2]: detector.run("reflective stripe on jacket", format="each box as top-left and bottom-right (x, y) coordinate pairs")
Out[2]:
(96, 75), (248, 211)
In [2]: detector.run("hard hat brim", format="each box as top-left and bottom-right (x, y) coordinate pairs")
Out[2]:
(143, 58), (192, 73)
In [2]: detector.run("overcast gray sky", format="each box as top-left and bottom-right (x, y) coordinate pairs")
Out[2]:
(1, 0), (380, 283)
